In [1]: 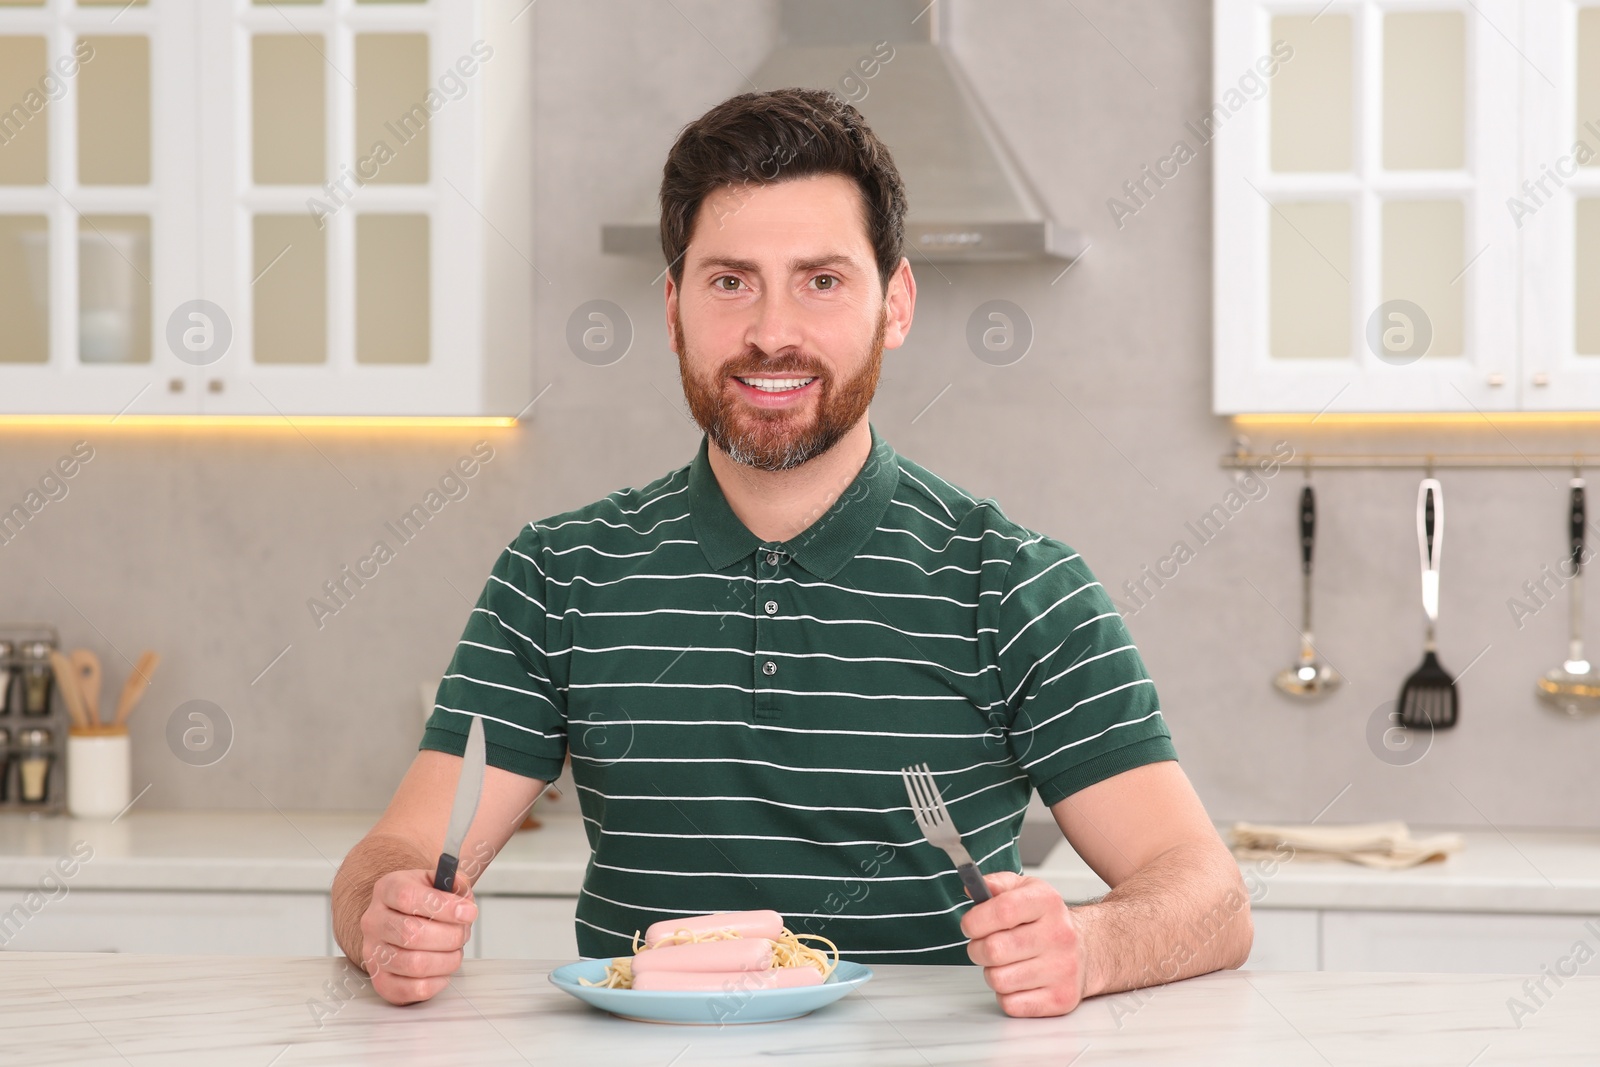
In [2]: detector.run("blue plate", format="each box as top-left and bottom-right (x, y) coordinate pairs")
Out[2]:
(548, 959), (874, 1025)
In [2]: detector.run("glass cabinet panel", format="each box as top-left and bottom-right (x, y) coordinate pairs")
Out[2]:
(1383, 12), (1465, 171)
(78, 215), (150, 365)
(254, 214), (326, 365)
(1271, 14), (1353, 172)
(1578, 199), (1600, 356)
(354, 34), (430, 185)
(253, 35), (325, 186)
(1382, 199), (1464, 358)
(78, 36), (151, 186)
(0, 36), (49, 186)
(0, 215), (48, 364)
(1581, 9), (1600, 167)
(356, 214), (429, 364)
(1270, 201), (1351, 360)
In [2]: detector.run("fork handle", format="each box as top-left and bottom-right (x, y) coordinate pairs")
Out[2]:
(957, 862), (992, 903)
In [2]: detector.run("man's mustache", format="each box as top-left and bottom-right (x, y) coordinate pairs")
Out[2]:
(721, 358), (825, 379)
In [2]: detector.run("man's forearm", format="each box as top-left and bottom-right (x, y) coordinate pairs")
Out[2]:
(1070, 841), (1253, 998)
(331, 832), (432, 971)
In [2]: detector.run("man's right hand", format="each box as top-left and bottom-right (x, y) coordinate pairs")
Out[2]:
(359, 868), (478, 1005)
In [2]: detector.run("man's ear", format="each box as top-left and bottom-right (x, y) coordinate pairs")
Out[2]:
(882, 256), (916, 350)
(664, 277), (679, 353)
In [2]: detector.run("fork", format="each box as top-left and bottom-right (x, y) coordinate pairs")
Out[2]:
(901, 762), (991, 902)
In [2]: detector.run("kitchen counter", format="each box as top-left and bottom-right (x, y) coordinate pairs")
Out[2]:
(4, 952), (1592, 1065)
(3, 808), (1600, 913)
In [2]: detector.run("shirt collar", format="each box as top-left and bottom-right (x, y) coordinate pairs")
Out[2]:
(688, 421), (901, 580)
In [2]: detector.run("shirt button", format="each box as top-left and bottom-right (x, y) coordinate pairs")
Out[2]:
(764, 600), (778, 615)
(762, 660), (777, 676)
(766, 551), (780, 565)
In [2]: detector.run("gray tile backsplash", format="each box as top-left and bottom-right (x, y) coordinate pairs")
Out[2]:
(2, 1), (1595, 829)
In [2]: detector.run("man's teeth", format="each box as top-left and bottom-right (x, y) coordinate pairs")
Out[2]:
(737, 377), (815, 392)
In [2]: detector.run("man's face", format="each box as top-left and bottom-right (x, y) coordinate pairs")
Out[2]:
(666, 173), (898, 472)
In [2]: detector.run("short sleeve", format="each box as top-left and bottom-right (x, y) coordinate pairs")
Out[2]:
(419, 523), (567, 781)
(995, 531), (1177, 806)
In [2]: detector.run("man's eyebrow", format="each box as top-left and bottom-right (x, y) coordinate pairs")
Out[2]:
(694, 253), (858, 274)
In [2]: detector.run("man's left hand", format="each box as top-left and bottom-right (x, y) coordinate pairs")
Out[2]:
(960, 871), (1087, 1017)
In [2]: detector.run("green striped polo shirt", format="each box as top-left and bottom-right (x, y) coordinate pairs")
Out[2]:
(420, 420), (1176, 964)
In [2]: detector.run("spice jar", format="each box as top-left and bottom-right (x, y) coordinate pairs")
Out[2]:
(0, 725), (9, 801)
(16, 726), (53, 804)
(18, 642), (53, 718)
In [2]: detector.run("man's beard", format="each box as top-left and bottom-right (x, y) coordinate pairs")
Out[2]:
(673, 306), (886, 473)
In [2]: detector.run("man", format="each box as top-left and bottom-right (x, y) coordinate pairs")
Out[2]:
(332, 87), (1250, 1018)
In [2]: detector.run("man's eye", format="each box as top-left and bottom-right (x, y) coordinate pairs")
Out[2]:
(715, 276), (743, 291)
(811, 275), (838, 290)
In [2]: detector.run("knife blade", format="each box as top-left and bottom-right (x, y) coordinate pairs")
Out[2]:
(433, 714), (486, 894)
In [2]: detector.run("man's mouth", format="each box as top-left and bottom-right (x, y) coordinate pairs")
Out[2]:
(732, 376), (817, 395)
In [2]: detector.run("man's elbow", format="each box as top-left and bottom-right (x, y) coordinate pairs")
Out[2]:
(1228, 896), (1254, 971)
(1216, 856), (1254, 971)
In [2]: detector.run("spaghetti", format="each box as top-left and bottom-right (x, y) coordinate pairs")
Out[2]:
(578, 924), (840, 990)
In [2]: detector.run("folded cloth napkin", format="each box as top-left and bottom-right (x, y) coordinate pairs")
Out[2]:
(1229, 820), (1465, 869)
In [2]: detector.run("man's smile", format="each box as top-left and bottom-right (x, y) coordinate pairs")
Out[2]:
(731, 375), (820, 406)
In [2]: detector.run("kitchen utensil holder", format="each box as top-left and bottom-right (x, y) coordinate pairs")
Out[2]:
(66, 726), (130, 819)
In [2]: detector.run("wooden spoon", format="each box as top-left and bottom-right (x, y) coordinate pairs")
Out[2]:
(48, 650), (91, 731)
(113, 650), (161, 729)
(69, 648), (102, 727)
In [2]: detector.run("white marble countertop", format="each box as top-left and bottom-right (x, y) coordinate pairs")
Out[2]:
(3, 953), (1592, 1065)
(3, 807), (1599, 913)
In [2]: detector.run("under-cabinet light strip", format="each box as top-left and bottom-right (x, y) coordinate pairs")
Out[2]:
(0, 415), (518, 430)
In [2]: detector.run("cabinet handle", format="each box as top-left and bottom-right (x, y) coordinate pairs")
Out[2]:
(168, 378), (185, 393)
(207, 379), (224, 394)
(1486, 373), (1505, 387)
(1532, 373), (1550, 387)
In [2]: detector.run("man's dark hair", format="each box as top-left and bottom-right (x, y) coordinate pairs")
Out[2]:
(659, 87), (908, 292)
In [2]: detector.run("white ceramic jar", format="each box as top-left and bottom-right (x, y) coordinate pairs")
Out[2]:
(67, 727), (130, 818)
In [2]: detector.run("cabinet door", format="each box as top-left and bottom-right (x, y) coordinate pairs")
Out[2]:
(1214, 0), (1520, 413)
(1241, 908), (1320, 971)
(1322, 910), (1600, 974)
(198, 2), (485, 416)
(474, 896), (579, 961)
(1520, 4), (1600, 409)
(0, 6), (201, 414)
(0, 891), (328, 955)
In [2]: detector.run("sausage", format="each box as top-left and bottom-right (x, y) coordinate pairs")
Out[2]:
(644, 909), (784, 948)
(631, 967), (825, 992)
(629, 937), (774, 974)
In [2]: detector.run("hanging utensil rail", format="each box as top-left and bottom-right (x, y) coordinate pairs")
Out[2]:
(1220, 445), (1597, 472)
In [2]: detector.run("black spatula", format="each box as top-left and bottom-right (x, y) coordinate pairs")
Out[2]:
(1398, 478), (1457, 729)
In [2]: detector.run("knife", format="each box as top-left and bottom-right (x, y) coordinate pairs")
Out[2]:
(433, 715), (486, 894)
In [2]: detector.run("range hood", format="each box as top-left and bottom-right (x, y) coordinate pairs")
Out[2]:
(601, 0), (1084, 264)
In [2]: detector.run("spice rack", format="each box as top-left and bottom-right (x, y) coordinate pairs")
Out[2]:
(0, 624), (67, 815)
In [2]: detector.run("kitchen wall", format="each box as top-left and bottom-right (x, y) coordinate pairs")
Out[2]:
(3, 0), (1596, 830)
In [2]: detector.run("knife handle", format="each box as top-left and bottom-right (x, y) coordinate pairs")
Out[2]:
(956, 862), (991, 903)
(433, 854), (459, 894)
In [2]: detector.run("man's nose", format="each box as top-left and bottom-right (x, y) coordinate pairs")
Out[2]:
(746, 287), (807, 361)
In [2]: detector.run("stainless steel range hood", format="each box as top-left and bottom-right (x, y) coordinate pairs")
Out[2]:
(601, 0), (1084, 264)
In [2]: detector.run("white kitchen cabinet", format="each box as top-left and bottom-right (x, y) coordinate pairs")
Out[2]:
(0, 890), (329, 955)
(1213, 0), (1600, 413)
(474, 896), (579, 960)
(1240, 907), (1319, 971)
(0, 0), (531, 416)
(1321, 911), (1600, 975)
